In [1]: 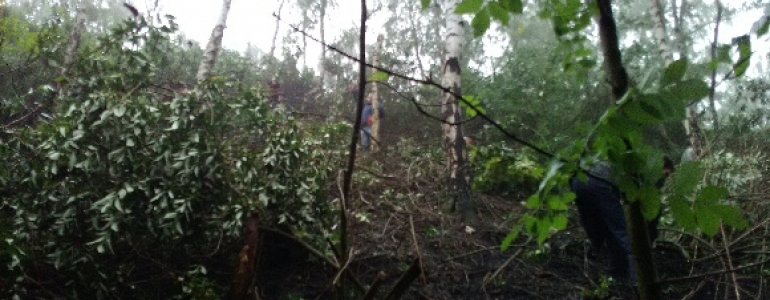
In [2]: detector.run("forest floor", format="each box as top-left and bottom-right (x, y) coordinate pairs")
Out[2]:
(255, 150), (767, 300)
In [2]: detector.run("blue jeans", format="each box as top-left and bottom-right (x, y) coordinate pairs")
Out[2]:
(570, 177), (635, 286)
(360, 126), (372, 151)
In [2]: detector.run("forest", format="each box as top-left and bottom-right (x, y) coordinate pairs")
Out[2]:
(0, 0), (769, 299)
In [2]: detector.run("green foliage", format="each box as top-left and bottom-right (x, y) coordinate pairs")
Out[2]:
(458, 94), (486, 117)
(175, 266), (219, 300)
(506, 53), (748, 246)
(455, 0), (484, 14)
(1, 15), (337, 298)
(451, 0), (523, 36)
(470, 143), (544, 196)
(369, 70), (389, 82)
(581, 276), (612, 299)
(731, 35), (751, 77)
(470, 8), (491, 37)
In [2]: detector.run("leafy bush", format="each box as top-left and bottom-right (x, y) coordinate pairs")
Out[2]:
(0, 16), (336, 299)
(469, 143), (544, 196)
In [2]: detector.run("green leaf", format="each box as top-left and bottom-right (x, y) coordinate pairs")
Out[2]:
(708, 204), (748, 230)
(471, 8), (491, 37)
(499, 0), (523, 14)
(459, 94), (485, 117)
(455, 0), (484, 14)
(695, 204), (720, 237)
(753, 15), (769, 36)
(421, 0), (432, 10)
(501, 226), (520, 252)
(369, 71), (389, 82)
(666, 79), (709, 104)
(625, 101), (663, 125)
(488, 2), (510, 25)
(670, 197), (696, 232)
(547, 196), (569, 211)
(639, 187), (661, 221)
(113, 105), (126, 117)
(536, 218), (551, 245)
(525, 194), (540, 209)
(552, 214), (568, 230)
(671, 161), (702, 195)
(731, 35), (751, 77)
(661, 58), (688, 86)
(695, 185), (728, 205)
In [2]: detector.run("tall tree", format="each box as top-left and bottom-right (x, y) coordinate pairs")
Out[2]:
(441, 0), (472, 218)
(268, 0), (286, 58)
(318, 0), (327, 89)
(196, 0), (232, 82)
(57, 2), (86, 104)
(648, 0), (704, 158)
(369, 34), (384, 152)
(596, 1), (661, 299)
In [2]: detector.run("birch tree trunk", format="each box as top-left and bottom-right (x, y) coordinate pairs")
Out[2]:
(318, 0), (327, 90)
(649, 0), (704, 158)
(369, 34), (384, 152)
(56, 3), (86, 111)
(441, 0), (472, 219)
(268, 0), (285, 58)
(196, 0), (233, 82)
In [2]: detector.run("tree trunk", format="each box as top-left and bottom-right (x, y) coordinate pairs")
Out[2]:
(318, 0), (327, 91)
(56, 3), (86, 111)
(229, 214), (260, 300)
(369, 34), (384, 152)
(441, 0), (472, 219)
(596, 0), (660, 299)
(649, 0), (674, 64)
(196, 0), (233, 82)
(708, 0), (723, 132)
(268, 0), (285, 58)
(651, 0), (703, 157)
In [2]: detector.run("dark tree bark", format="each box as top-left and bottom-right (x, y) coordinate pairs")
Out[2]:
(595, 0), (661, 299)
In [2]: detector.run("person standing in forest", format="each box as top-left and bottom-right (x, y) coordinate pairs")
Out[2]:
(570, 156), (674, 287)
(267, 79), (284, 108)
(360, 95), (383, 152)
(570, 160), (635, 286)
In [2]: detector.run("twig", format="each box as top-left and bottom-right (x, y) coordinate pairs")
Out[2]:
(383, 258), (422, 300)
(483, 249), (523, 287)
(658, 256), (770, 284)
(720, 223), (741, 300)
(260, 226), (365, 294)
(259, 226), (339, 269)
(409, 215), (427, 284)
(333, 248), (355, 286)
(361, 271), (388, 300)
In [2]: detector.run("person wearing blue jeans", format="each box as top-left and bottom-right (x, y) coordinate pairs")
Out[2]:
(360, 96), (383, 151)
(571, 158), (674, 287)
(570, 161), (635, 285)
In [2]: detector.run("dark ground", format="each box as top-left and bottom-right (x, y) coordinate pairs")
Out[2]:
(255, 152), (769, 300)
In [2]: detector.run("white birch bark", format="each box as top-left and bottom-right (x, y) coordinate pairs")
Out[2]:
(441, 0), (472, 217)
(649, 0), (703, 158)
(196, 0), (233, 82)
(370, 34), (384, 152)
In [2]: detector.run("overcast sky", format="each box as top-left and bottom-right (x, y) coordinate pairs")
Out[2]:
(133, 0), (388, 71)
(132, 0), (768, 74)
